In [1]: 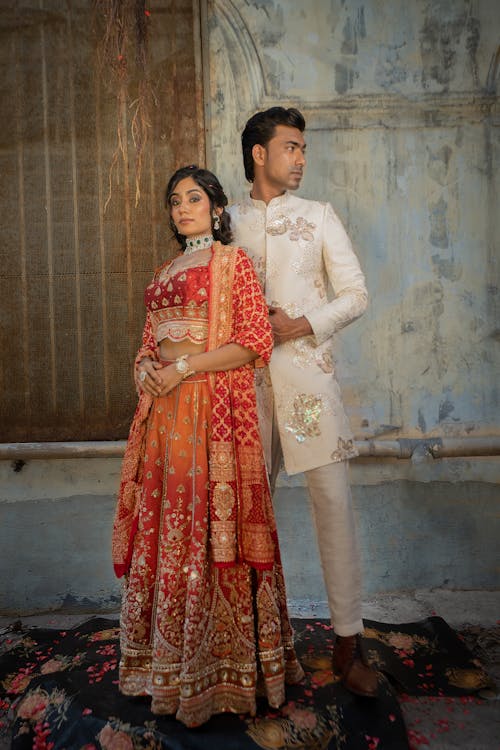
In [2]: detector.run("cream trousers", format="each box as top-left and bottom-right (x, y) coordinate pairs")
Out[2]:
(270, 422), (363, 636)
(303, 461), (363, 637)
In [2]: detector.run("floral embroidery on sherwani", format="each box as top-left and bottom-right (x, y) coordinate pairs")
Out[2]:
(283, 392), (333, 444)
(330, 436), (358, 463)
(289, 216), (316, 242)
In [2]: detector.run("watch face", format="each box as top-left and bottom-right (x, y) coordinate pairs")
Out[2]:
(176, 358), (188, 373)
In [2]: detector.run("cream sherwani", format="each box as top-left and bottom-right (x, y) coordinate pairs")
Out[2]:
(229, 192), (368, 476)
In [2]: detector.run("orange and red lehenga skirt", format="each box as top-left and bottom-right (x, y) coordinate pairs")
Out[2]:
(118, 372), (303, 727)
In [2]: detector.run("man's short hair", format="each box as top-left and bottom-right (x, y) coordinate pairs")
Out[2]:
(241, 107), (305, 182)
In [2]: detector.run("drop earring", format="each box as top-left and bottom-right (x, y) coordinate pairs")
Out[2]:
(212, 213), (221, 231)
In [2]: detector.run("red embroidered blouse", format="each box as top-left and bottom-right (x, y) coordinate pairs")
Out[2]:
(145, 264), (209, 345)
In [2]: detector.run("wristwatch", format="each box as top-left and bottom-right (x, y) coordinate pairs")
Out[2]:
(175, 354), (194, 379)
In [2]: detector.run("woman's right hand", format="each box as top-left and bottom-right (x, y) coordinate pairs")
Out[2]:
(135, 358), (164, 396)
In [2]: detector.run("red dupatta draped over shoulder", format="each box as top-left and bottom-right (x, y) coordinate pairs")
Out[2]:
(112, 242), (274, 577)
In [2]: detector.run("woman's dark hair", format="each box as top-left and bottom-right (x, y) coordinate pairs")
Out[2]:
(241, 107), (306, 182)
(165, 165), (233, 248)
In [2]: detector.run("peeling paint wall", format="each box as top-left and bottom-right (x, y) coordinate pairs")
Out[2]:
(204, 0), (499, 446)
(0, 458), (122, 614)
(1, 454), (499, 615)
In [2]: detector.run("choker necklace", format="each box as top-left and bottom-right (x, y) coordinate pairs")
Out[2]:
(184, 233), (213, 255)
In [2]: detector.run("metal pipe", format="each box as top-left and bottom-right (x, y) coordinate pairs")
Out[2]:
(356, 436), (500, 459)
(428, 437), (500, 458)
(1, 436), (500, 461)
(0, 441), (127, 460)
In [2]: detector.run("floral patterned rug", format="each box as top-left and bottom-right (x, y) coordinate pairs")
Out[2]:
(0, 616), (492, 750)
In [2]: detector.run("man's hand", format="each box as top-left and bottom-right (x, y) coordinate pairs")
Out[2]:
(268, 306), (313, 345)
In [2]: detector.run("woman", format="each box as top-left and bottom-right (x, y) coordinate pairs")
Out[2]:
(112, 165), (303, 727)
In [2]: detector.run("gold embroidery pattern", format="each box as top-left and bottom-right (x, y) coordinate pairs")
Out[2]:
(238, 444), (264, 484)
(289, 216), (316, 242)
(290, 243), (318, 275)
(291, 339), (335, 372)
(279, 300), (312, 319)
(157, 320), (208, 344)
(330, 436), (358, 463)
(212, 482), (235, 521)
(211, 520), (236, 562)
(265, 215), (316, 242)
(266, 213), (291, 236)
(209, 442), (236, 482)
(241, 524), (276, 565)
(152, 302), (209, 343)
(319, 350), (334, 373)
(284, 393), (332, 444)
(208, 244), (234, 349)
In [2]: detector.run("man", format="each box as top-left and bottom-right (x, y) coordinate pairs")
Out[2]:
(228, 107), (378, 697)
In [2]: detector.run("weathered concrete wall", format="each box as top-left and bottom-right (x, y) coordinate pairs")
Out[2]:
(204, 0), (499, 444)
(276, 457), (500, 609)
(1, 454), (498, 615)
(0, 458), (122, 615)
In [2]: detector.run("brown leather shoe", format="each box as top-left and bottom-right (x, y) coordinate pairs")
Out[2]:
(332, 633), (379, 697)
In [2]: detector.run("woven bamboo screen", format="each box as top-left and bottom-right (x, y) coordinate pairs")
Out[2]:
(0, 0), (204, 441)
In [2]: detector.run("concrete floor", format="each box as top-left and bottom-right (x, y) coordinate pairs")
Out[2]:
(1, 589), (499, 750)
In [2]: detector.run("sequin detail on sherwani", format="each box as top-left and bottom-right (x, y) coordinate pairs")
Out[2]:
(112, 243), (303, 727)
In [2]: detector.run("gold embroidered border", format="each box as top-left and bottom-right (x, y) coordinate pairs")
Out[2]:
(209, 441), (236, 482)
(211, 520), (237, 563)
(212, 482), (235, 521)
(237, 444), (263, 484)
(241, 524), (275, 564)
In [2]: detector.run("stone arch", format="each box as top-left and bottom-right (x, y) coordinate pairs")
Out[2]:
(205, 0), (266, 199)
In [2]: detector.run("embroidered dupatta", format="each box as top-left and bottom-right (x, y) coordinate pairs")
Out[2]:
(112, 242), (274, 577)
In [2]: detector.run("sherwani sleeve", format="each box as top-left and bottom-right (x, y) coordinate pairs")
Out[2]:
(305, 202), (368, 346)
